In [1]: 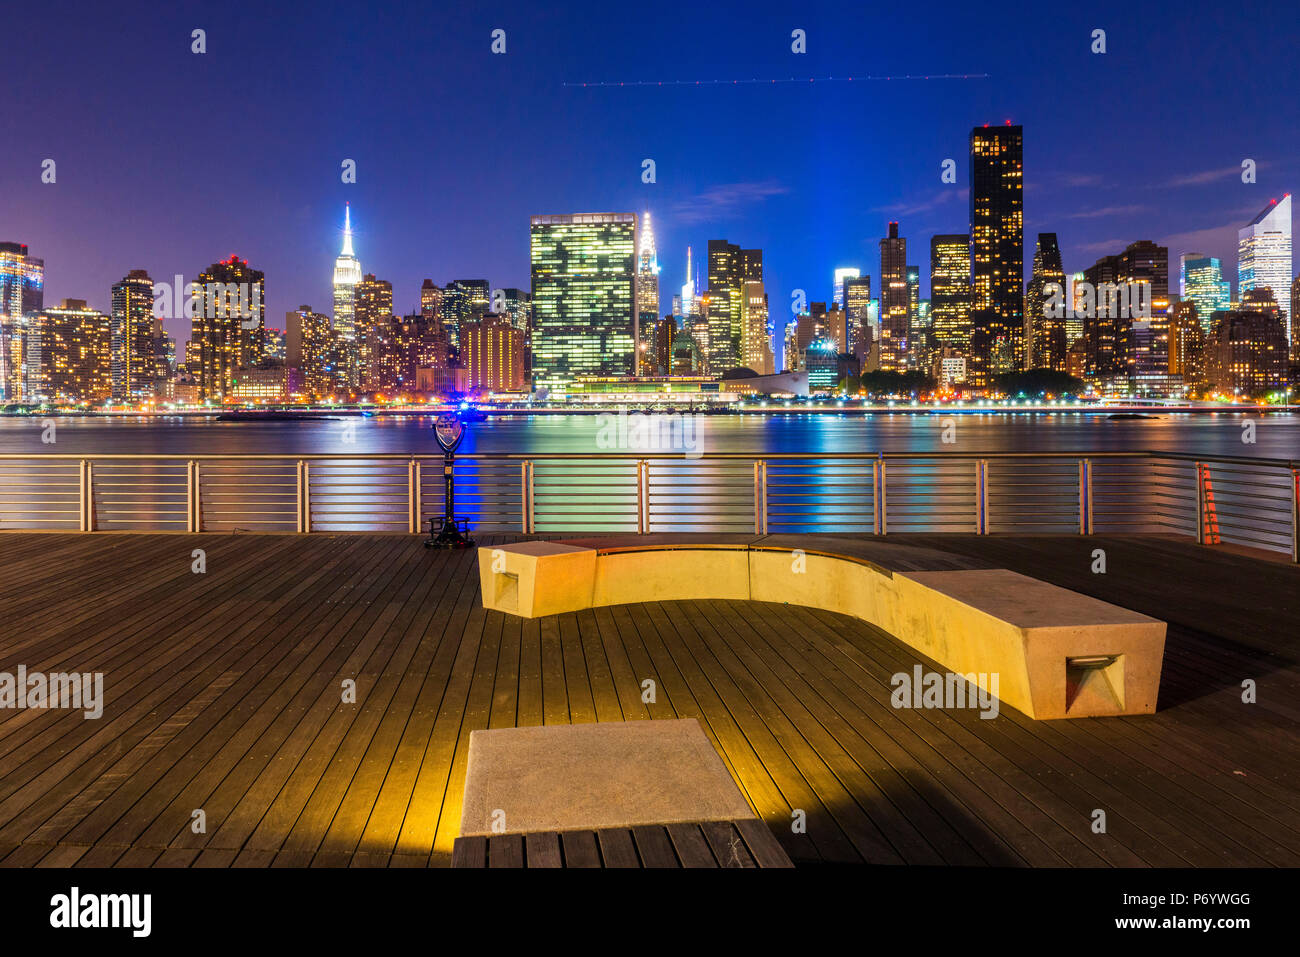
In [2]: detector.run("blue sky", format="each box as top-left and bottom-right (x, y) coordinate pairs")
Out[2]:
(5, 0), (1296, 344)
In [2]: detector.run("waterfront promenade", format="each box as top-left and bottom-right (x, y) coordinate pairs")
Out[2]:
(0, 531), (1296, 867)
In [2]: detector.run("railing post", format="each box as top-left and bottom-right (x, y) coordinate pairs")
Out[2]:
(79, 459), (91, 532)
(636, 459), (648, 534)
(1078, 458), (1092, 535)
(522, 460), (535, 534)
(408, 458), (418, 534)
(1194, 461), (1205, 545)
(414, 460), (423, 534)
(753, 459), (767, 535)
(976, 458), (988, 534)
(878, 457), (888, 535)
(298, 460), (311, 534)
(186, 460), (198, 533)
(1291, 467), (1299, 563)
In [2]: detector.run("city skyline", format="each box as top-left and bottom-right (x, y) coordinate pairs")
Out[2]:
(6, 0), (1299, 346)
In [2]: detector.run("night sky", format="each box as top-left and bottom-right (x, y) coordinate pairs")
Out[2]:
(6, 0), (1296, 346)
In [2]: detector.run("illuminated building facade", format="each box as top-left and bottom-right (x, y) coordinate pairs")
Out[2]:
(741, 280), (773, 375)
(530, 213), (637, 394)
(461, 314), (526, 393)
(1237, 194), (1293, 343)
(354, 273), (393, 388)
(18, 299), (111, 403)
(440, 279), (490, 347)
(0, 242), (45, 400)
(636, 213), (660, 373)
(110, 270), (157, 401)
(1024, 233), (1067, 370)
(1202, 305), (1288, 398)
(970, 124), (1024, 368)
(833, 267), (859, 309)
(195, 257), (265, 401)
(420, 280), (443, 317)
(332, 204), (362, 341)
(1180, 254), (1231, 333)
(286, 306), (332, 399)
(878, 222), (909, 371)
(844, 275), (872, 362)
(930, 235), (971, 352)
(706, 239), (743, 372)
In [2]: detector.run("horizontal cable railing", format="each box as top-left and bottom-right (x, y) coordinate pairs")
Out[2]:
(0, 451), (1294, 560)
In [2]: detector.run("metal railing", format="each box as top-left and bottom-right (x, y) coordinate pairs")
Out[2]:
(0, 451), (1295, 560)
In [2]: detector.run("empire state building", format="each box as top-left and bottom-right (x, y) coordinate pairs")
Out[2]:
(332, 204), (362, 341)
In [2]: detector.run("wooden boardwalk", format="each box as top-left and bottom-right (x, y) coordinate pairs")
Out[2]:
(0, 531), (1296, 868)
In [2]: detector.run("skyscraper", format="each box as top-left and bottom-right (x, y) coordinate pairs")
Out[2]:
(636, 212), (660, 328)
(441, 279), (490, 347)
(1238, 194), (1293, 342)
(420, 280), (443, 317)
(110, 269), (157, 402)
(878, 222), (908, 371)
(19, 299), (111, 404)
(833, 267), (860, 309)
(930, 235), (972, 352)
(706, 239), (743, 371)
(354, 274), (393, 389)
(1181, 254), (1231, 333)
(970, 124), (1024, 368)
(740, 280), (772, 375)
(844, 275), (872, 363)
(461, 314), (527, 393)
(530, 213), (637, 394)
(0, 242), (44, 401)
(332, 204), (362, 340)
(195, 256), (265, 401)
(1024, 233), (1067, 370)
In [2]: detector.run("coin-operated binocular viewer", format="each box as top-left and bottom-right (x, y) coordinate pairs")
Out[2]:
(425, 412), (475, 549)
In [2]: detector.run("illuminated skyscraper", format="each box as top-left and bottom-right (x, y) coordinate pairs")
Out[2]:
(332, 204), (362, 340)
(420, 280), (443, 317)
(740, 280), (772, 374)
(530, 213), (637, 394)
(195, 257), (265, 401)
(1180, 255), (1231, 333)
(636, 212), (660, 325)
(354, 274), (393, 389)
(19, 299), (111, 403)
(833, 267), (859, 309)
(878, 222), (908, 371)
(1024, 233), (1067, 370)
(1238, 194), (1293, 342)
(970, 124), (1024, 368)
(0, 242), (45, 400)
(930, 234), (972, 351)
(441, 279), (490, 347)
(110, 270), (157, 401)
(707, 239), (744, 371)
(461, 314), (527, 393)
(844, 275), (872, 362)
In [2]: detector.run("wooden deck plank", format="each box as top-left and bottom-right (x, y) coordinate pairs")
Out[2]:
(1, 532), (1296, 869)
(525, 831), (562, 868)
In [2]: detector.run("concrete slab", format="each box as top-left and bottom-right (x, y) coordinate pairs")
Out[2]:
(458, 719), (756, 837)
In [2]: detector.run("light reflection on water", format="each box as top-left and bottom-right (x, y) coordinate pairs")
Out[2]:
(0, 413), (1293, 543)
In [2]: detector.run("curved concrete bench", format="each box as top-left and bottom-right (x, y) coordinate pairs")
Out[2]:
(477, 537), (1165, 720)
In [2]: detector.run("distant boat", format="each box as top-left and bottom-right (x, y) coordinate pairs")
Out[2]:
(216, 411), (336, 421)
(1106, 412), (1159, 420)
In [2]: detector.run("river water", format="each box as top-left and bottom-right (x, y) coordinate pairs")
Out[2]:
(0, 411), (1296, 458)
